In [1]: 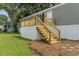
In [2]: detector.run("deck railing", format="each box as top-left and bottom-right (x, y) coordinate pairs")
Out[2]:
(19, 4), (67, 44)
(35, 16), (51, 44)
(44, 17), (60, 41)
(21, 16), (60, 44)
(21, 16), (36, 27)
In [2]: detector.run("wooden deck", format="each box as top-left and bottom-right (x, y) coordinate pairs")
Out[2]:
(20, 16), (60, 44)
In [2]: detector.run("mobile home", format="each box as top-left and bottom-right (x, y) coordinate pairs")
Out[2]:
(20, 3), (79, 44)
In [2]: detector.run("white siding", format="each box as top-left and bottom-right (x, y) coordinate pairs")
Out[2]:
(50, 3), (79, 25)
(47, 10), (52, 19)
(57, 24), (79, 40)
(20, 26), (42, 40)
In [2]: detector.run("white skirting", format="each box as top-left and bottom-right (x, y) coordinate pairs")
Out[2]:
(57, 24), (79, 40)
(19, 26), (42, 40)
(19, 25), (79, 40)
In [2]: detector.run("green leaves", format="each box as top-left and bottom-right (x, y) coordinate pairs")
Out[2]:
(0, 3), (56, 23)
(0, 3), (58, 32)
(0, 15), (9, 25)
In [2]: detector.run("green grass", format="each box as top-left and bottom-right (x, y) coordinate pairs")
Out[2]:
(0, 32), (38, 56)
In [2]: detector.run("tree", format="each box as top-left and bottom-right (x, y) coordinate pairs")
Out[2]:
(0, 3), (59, 32)
(0, 15), (9, 25)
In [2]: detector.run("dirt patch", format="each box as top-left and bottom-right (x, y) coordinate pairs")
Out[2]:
(29, 40), (79, 56)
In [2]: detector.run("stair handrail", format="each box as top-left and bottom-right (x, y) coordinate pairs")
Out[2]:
(36, 16), (52, 33)
(36, 16), (52, 44)
(45, 17), (60, 40)
(45, 17), (60, 31)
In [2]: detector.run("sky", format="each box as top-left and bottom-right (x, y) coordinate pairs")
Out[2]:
(0, 9), (10, 21)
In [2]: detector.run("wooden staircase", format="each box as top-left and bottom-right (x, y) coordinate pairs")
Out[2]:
(21, 16), (61, 45)
(36, 16), (60, 44)
(37, 26), (59, 44)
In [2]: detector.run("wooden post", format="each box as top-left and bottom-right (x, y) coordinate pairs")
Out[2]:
(35, 17), (36, 25)
(24, 20), (25, 27)
(29, 19), (30, 26)
(59, 30), (61, 41)
(49, 32), (51, 45)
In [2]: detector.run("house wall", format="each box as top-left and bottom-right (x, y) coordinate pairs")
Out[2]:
(20, 26), (42, 40)
(57, 24), (79, 40)
(55, 4), (79, 25)
(47, 3), (79, 40)
(20, 3), (79, 40)
(47, 3), (79, 25)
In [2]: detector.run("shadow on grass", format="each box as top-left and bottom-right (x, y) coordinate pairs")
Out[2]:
(0, 31), (19, 34)
(12, 35), (32, 41)
(12, 35), (33, 45)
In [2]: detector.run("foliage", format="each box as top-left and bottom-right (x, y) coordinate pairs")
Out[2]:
(0, 3), (58, 22)
(0, 3), (59, 32)
(0, 14), (9, 25)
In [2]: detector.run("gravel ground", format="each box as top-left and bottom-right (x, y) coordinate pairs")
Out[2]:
(29, 40), (79, 56)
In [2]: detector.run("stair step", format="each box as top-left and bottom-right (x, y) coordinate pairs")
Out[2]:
(39, 29), (46, 33)
(43, 36), (49, 41)
(51, 41), (59, 44)
(51, 37), (57, 40)
(38, 28), (46, 31)
(37, 27), (59, 45)
(38, 27), (48, 34)
(51, 38), (58, 41)
(42, 33), (48, 37)
(38, 29), (46, 33)
(39, 31), (48, 36)
(39, 30), (48, 36)
(43, 36), (47, 39)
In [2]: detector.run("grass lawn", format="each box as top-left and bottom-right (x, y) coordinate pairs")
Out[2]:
(0, 32), (38, 56)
